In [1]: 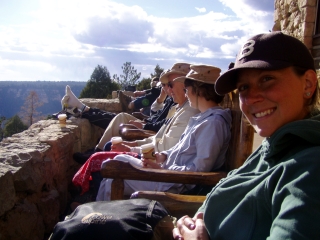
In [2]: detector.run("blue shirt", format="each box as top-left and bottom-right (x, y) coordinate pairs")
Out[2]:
(162, 106), (232, 172)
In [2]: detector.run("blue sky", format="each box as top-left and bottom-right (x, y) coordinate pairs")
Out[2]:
(0, 0), (274, 82)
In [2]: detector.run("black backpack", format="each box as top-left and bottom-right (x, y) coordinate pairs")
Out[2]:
(49, 198), (169, 240)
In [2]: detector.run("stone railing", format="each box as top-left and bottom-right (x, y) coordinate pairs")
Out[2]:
(273, 0), (316, 50)
(0, 98), (122, 239)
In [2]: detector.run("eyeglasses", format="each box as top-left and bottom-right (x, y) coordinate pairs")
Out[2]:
(168, 81), (174, 88)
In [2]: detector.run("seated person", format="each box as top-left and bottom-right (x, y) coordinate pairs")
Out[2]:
(173, 32), (320, 240)
(96, 64), (232, 201)
(72, 63), (200, 197)
(50, 32), (320, 240)
(123, 77), (161, 116)
(92, 63), (192, 152)
(61, 82), (175, 163)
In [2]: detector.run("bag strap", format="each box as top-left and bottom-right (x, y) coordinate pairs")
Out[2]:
(146, 200), (157, 219)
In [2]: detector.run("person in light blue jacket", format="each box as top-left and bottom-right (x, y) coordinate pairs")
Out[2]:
(96, 64), (232, 201)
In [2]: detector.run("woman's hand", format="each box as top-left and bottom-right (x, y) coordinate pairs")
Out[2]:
(157, 87), (167, 103)
(172, 212), (209, 240)
(154, 152), (167, 164)
(141, 158), (162, 169)
(111, 143), (131, 152)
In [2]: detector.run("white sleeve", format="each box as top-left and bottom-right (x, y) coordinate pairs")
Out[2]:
(151, 99), (164, 112)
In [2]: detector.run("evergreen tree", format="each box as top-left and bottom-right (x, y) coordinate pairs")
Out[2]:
(136, 78), (153, 90)
(80, 65), (120, 98)
(20, 90), (44, 126)
(151, 64), (164, 78)
(113, 62), (141, 90)
(136, 64), (164, 90)
(3, 115), (28, 138)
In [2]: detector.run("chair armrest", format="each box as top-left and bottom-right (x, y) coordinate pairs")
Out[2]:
(132, 112), (149, 120)
(100, 160), (227, 185)
(100, 160), (227, 200)
(119, 128), (156, 141)
(119, 123), (139, 131)
(131, 191), (206, 218)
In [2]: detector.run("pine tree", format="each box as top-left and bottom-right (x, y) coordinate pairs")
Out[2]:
(80, 65), (120, 98)
(113, 62), (141, 90)
(151, 64), (164, 78)
(3, 115), (28, 138)
(136, 64), (164, 90)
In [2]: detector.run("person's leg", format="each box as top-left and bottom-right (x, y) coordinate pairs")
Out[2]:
(91, 171), (103, 200)
(130, 95), (145, 110)
(103, 141), (112, 151)
(96, 154), (142, 201)
(95, 113), (139, 150)
(142, 106), (151, 116)
(61, 85), (117, 129)
(73, 152), (135, 195)
(81, 108), (116, 129)
(118, 91), (134, 112)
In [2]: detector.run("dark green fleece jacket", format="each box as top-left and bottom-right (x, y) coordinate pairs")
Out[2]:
(198, 115), (320, 239)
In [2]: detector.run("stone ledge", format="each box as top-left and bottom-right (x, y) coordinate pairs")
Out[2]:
(0, 112), (105, 239)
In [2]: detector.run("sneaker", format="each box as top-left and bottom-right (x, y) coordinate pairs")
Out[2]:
(118, 91), (133, 112)
(65, 107), (81, 117)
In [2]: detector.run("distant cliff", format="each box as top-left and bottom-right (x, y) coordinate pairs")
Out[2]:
(0, 81), (87, 119)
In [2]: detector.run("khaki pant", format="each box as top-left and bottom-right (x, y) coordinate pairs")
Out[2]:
(96, 113), (139, 150)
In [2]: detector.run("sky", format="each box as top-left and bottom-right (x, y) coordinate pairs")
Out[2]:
(0, 0), (275, 82)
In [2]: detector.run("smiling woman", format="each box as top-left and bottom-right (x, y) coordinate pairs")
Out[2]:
(173, 31), (320, 240)
(237, 67), (315, 137)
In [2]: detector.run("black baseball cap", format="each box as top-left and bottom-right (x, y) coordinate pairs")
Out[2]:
(215, 31), (316, 95)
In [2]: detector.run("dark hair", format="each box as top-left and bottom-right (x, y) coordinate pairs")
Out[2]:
(184, 78), (224, 103)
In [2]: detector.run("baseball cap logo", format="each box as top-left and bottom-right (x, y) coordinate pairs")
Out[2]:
(238, 40), (255, 60)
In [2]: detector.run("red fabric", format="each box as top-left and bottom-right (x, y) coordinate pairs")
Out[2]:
(72, 151), (139, 195)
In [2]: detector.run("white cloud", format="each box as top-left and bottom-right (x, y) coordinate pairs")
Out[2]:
(195, 7), (206, 13)
(218, 0), (274, 34)
(0, 0), (275, 80)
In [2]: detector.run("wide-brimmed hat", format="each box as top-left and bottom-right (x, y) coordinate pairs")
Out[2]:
(160, 63), (191, 83)
(215, 31), (316, 95)
(174, 64), (221, 84)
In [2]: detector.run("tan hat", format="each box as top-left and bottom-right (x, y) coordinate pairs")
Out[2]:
(174, 64), (221, 84)
(159, 62), (191, 83)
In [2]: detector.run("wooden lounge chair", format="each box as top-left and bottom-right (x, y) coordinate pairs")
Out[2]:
(100, 91), (254, 217)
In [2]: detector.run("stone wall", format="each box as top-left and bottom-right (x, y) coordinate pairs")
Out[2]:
(0, 99), (122, 239)
(273, 0), (317, 50)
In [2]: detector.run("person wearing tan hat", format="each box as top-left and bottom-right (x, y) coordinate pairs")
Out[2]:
(146, 64), (232, 171)
(95, 64), (232, 201)
(72, 63), (201, 200)
(94, 62), (194, 152)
